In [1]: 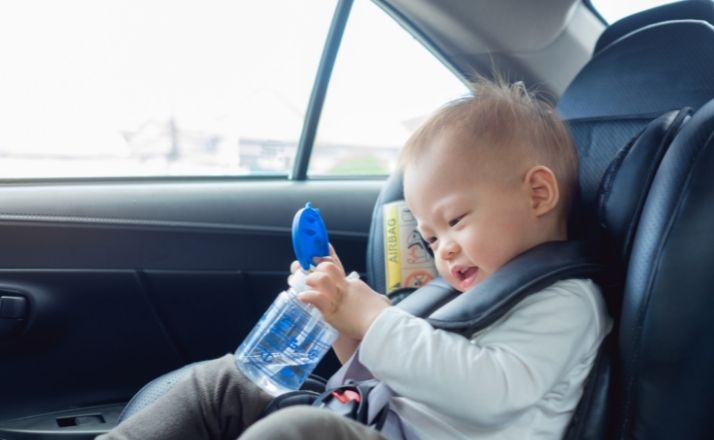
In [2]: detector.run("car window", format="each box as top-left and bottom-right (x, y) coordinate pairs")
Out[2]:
(308, 0), (469, 177)
(590, 0), (685, 23)
(0, 1), (334, 179)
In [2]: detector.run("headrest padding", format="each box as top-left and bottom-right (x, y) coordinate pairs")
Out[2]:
(595, 1), (714, 54)
(597, 109), (690, 261)
(558, 21), (714, 119)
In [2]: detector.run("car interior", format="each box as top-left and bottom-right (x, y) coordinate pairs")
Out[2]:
(1, 1), (714, 439)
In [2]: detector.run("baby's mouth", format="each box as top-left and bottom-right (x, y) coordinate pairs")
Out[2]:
(452, 266), (479, 291)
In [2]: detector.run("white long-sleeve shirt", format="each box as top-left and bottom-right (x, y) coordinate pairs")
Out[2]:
(359, 278), (611, 439)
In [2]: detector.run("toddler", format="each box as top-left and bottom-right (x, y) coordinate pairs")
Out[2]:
(99, 79), (611, 440)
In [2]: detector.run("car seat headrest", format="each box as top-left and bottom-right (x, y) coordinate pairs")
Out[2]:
(558, 20), (714, 120)
(594, 1), (714, 55)
(557, 19), (714, 247)
(596, 108), (691, 262)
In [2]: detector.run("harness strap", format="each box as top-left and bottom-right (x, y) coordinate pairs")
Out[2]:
(366, 382), (391, 425)
(319, 355), (418, 439)
(325, 349), (373, 389)
(401, 240), (605, 336)
(324, 351), (390, 427)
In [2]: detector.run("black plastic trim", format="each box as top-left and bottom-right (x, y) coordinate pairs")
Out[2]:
(0, 174), (289, 186)
(291, 0), (353, 181)
(0, 403), (123, 440)
(583, 0), (608, 25)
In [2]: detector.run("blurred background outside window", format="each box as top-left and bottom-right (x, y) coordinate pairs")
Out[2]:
(0, 0), (466, 179)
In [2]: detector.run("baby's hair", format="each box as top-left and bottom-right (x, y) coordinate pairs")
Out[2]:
(399, 76), (578, 218)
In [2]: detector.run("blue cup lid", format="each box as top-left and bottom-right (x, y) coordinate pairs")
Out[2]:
(292, 202), (330, 271)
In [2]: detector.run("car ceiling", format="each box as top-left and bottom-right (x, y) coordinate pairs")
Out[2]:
(378, 0), (606, 97)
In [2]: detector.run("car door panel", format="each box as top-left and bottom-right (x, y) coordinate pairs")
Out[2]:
(0, 179), (381, 431)
(1, 270), (182, 421)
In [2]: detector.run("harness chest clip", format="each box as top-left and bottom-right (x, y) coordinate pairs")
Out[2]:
(318, 385), (364, 419)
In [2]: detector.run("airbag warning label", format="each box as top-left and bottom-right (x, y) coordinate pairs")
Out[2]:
(383, 200), (437, 295)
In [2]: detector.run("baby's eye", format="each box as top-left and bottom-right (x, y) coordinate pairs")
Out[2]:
(422, 234), (437, 247)
(448, 214), (466, 227)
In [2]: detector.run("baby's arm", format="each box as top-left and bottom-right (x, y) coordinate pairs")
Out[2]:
(331, 334), (361, 364)
(359, 280), (608, 427)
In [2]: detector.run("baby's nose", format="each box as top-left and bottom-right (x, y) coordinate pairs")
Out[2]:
(438, 240), (459, 260)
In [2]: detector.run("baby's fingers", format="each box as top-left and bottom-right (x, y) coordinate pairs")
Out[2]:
(305, 269), (339, 293)
(313, 244), (345, 273)
(328, 244), (344, 268)
(298, 290), (337, 315)
(314, 260), (346, 281)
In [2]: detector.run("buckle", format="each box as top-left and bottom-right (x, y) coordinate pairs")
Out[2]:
(316, 385), (363, 419)
(313, 380), (384, 427)
(331, 388), (361, 404)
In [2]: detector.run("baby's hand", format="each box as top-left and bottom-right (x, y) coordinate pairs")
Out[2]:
(299, 244), (391, 340)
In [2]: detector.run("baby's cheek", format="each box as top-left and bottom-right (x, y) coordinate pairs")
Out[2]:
(434, 260), (451, 281)
(433, 258), (444, 274)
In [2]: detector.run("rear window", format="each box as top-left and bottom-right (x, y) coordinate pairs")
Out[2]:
(0, 1), (334, 178)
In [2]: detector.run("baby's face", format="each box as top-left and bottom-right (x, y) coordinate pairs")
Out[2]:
(403, 136), (544, 292)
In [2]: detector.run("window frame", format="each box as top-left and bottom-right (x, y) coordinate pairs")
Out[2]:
(291, 0), (467, 181)
(583, 0), (608, 25)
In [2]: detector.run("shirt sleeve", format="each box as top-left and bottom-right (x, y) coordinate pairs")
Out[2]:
(358, 279), (608, 427)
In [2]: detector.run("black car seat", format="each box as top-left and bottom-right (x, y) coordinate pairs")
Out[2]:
(365, 15), (714, 440)
(521, 16), (714, 440)
(610, 99), (714, 439)
(553, 19), (714, 438)
(115, 12), (714, 440)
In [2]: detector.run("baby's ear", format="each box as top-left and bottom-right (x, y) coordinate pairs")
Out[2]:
(524, 165), (560, 217)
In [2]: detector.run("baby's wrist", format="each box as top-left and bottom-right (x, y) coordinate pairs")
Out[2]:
(357, 299), (390, 338)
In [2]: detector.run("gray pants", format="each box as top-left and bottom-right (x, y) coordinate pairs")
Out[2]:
(98, 354), (388, 440)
